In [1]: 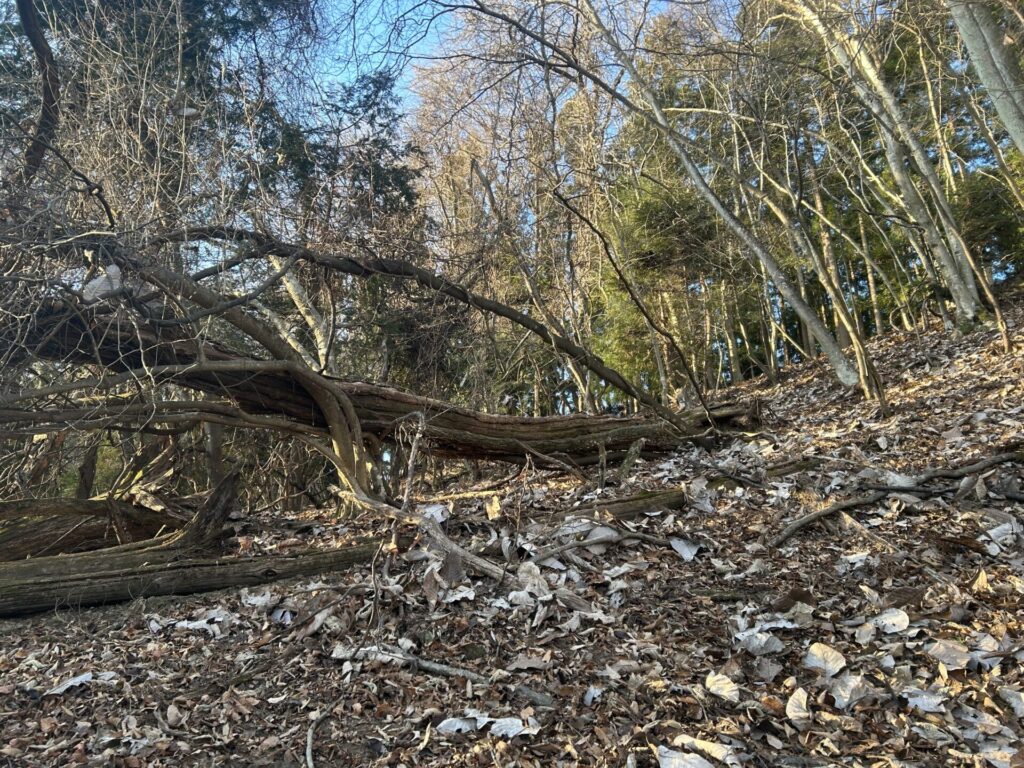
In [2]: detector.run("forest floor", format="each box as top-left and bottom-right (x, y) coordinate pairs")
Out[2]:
(2, 296), (1024, 768)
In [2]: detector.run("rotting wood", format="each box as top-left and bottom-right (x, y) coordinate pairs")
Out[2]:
(0, 493), (192, 560)
(0, 510), (173, 561)
(0, 498), (181, 523)
(163, 471), (237, 549)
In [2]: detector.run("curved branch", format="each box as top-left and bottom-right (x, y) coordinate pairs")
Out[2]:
(152, 226), (692, 430)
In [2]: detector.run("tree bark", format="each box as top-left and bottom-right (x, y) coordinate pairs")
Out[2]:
(75, 444), (99, 499)
(4, 304), (757, 466)
(947, 0), (1024, 155)
(0, 541), (383, 618)
(10, 0), (59, 187)
(0, 502), (178, 561)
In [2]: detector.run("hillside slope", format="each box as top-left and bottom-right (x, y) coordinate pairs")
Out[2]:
(1, 303), (1022, 767)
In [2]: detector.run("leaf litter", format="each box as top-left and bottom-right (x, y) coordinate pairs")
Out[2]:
(2, 309), (1024, 766)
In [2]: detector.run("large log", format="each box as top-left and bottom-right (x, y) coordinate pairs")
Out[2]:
(0, 471), (384, 618)
(0, 497), (191, 560)
(0, 541), (382, 617)
(0, 508), (173, 561)
(0, 485), (694, 616)
(2, 303), (758, 465)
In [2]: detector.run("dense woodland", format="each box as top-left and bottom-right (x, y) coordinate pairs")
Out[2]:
(0, 0), (1023, 764)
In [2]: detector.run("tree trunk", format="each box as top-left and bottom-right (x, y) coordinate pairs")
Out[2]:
(6, 304), (758, 467)
(0, 541), (382, 618)
(0, 500), (180, 561)
(567, 0), (862, 389)
(723, 284), (743, 384)
(786, 0), (982, 323)
(859, 216), (886, 335)
(205, 422), (225, 485)
(796, 269), (815, 357)
(947, 0), (1024, 155)
(75, 444), (99, 499)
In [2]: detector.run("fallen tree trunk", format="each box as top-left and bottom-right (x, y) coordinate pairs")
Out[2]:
(0, 540), (382, 617)
(0, 471), (383, 618)
(0, 495), (196, 560)
(2, 303), (758, 465)
(0, 498), (179, 523)
(0, 509), (175, 561)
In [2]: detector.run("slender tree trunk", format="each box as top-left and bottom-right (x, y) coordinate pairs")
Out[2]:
(722, 284), (743, 384)
(649, 325), (670, 405)
(75, 444), (99, 500)
(946, 0), (1024, 154)
(846, 257), (864, 338)
(797, 269), (815, 357)
(787, 0), (981, 321)
(758, 310), (778, 383)
(859, 216), (886, 335)
(881, 130), (980, 321)
(205, 423), (225, 484)
(566, 0), (862, 389)
(810, 183), (852, 349)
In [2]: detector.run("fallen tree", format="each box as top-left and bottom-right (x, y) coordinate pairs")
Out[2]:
(0, 471), (336, 617)
(0, 5), (758, 620)
(0, 224), (757, 616)
(1, 301), (756, 466)
(0, 485), (693, 617)
(0, 538), (384, 618)
(0, 499), (181, 560)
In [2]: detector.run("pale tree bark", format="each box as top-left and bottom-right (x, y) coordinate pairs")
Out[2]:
(458, 0), (863, 391)
(470, 162), (595, 412)
(782, 0), (982, 321)
(572, 0), (862, 391)
(268, 254), (337, 374)
(721, 130), (885, 399)
(812, 186), (853, 350)
(916, 42), (959, 196)
(722, 283), (743, 385)
(946, 0), (1024, 155)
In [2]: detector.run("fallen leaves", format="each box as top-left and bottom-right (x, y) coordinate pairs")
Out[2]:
(803, 642), (847, 677)
(704, 671), (739, 703)
(3, 307), (1023, 766)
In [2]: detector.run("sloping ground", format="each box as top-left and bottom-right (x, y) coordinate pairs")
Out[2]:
(1, 305), (1023, 767)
